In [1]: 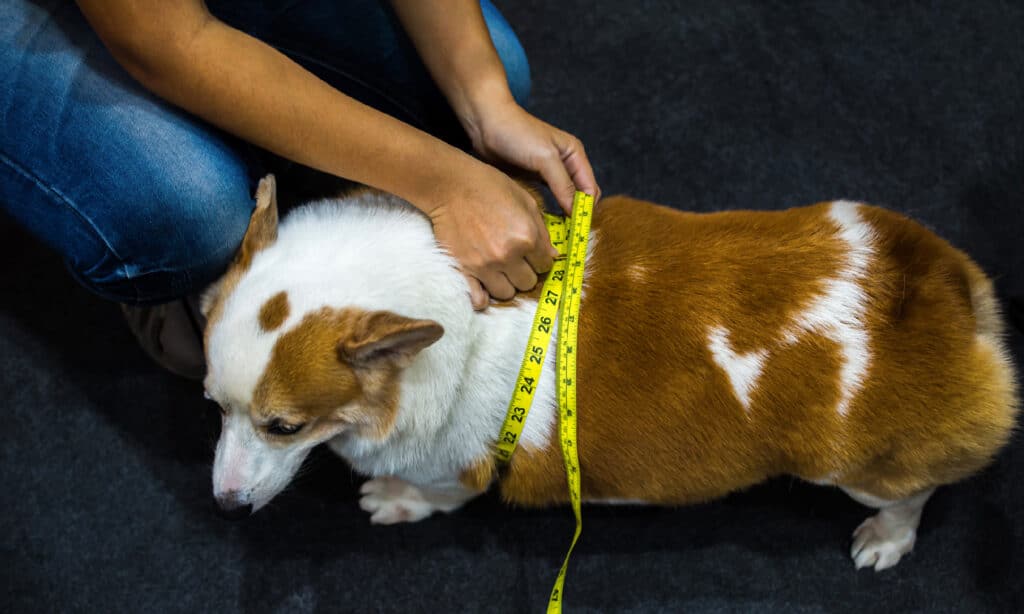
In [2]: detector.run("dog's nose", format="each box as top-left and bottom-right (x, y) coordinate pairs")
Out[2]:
(215, 495), (253, 520)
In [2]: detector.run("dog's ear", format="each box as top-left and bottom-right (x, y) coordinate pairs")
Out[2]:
(236, 174), (279, 270)
(337, 311), (444, 369)
(200, 175), (279, 319)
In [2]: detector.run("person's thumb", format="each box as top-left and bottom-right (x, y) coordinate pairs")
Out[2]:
(537, 150), (577, 215)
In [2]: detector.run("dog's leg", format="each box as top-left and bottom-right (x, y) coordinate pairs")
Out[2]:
(841, 486), (935, 571)
(358, 476), (480, 525)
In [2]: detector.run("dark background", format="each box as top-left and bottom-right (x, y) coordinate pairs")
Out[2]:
(2, 1), (1022, 612)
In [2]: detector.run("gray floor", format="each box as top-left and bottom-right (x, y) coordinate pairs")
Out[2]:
(3, 1), (1023, 612)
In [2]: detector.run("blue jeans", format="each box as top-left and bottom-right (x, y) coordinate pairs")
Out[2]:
(0, 0), (530, 304)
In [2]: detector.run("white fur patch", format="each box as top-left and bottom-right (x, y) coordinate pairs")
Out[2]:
(786, 201), (874, 416)
(358, 476), (477, 524)
(844, 487), (934, 571)
(707, 201), (875, 417)
(805, 471), (841, 486)
(707, 325), (767, 410)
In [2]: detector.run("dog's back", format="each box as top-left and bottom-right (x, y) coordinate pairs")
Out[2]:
(501, 197), (1019, 506)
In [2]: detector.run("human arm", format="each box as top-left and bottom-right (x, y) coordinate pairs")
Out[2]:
(75, 0), (555, 307)
(389, 0), (601, 213)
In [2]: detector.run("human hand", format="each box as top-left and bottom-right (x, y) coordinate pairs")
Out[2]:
(463, 99), (600, 214)
(425, 159), (559, 310)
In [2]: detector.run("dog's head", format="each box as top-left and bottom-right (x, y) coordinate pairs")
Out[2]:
(201, 176), (444, 517)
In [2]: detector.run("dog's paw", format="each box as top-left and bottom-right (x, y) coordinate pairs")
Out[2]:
(850, 514), (917, 571)
(359, 477), (436, 525)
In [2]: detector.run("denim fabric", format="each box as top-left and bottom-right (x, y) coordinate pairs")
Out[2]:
(0, 0), (530, 304)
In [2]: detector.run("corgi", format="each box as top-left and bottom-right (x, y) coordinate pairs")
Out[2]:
(202, 175), (1018, 571)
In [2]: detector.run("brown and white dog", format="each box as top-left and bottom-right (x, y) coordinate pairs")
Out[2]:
(202, 175), (1018, 571)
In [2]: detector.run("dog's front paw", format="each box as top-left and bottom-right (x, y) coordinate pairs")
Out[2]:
(359, 477), (436, 524)
(850, 514), (917, 571)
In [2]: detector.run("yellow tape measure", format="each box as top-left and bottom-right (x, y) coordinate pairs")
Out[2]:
(494, 214), (567, 463)
(495, 191), (594, 613)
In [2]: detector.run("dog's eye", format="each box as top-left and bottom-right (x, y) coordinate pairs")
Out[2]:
(266, 419), (304, 436)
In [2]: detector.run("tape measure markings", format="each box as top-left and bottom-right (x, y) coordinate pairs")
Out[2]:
(493, 192), (595, 614)
(495, 213), (568, 464)
(547, 192), (593, 614)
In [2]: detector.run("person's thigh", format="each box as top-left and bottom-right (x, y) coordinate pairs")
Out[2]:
(0, 0), (257, 304)
(208, 0), (531, 144)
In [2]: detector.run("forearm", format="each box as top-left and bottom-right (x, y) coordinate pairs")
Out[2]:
(79, 3), (473, 212)
(389, 0), (516, 134)
(388, 0), (599, 211)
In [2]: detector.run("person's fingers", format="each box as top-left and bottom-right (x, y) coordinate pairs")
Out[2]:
(525, 222), (556, 273)
(559, 134), (601, 202)
(505, 258), (539, 292)
(477, 269), (517, 302)
(526, 248), (556, 274)
(465, 275), (489, 311)
(540, 132), (602, 214)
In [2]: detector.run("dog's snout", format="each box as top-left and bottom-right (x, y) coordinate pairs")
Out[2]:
(215, 493), (253, 520)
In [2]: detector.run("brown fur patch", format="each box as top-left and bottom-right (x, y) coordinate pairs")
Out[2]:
(459, 456), (497, 493)
(251, 307), (442, 443)
(259, 291), (290, 332)
(499, 197), (1018, 506)
(236, 175), (279, 271)
(253, 308), (366, 436)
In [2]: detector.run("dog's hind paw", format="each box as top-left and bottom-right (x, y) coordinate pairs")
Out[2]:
(359, 477), (436, 524)
(844, 487), (932, 572)
(850, 514), (916, 571)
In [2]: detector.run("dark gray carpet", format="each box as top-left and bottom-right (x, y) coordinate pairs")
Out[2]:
(2, 1), (1022, 612)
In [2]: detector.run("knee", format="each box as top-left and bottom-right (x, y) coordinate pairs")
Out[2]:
(162, 162), (256, 294)
(70, 158), (254, 305)
(481, 0), (531, 107)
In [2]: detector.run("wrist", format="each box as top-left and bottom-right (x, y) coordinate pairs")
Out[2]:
(451, 74), (518, 144)
(389, 142), (488, 217)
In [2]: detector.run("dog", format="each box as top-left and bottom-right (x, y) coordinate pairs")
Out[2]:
(202, 175), (1017, 571)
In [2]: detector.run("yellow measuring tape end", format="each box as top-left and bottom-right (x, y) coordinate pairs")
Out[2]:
(493, 191), (594, 613)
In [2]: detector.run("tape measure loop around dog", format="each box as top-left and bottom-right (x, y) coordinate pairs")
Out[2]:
(494, 191), (594, 613)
